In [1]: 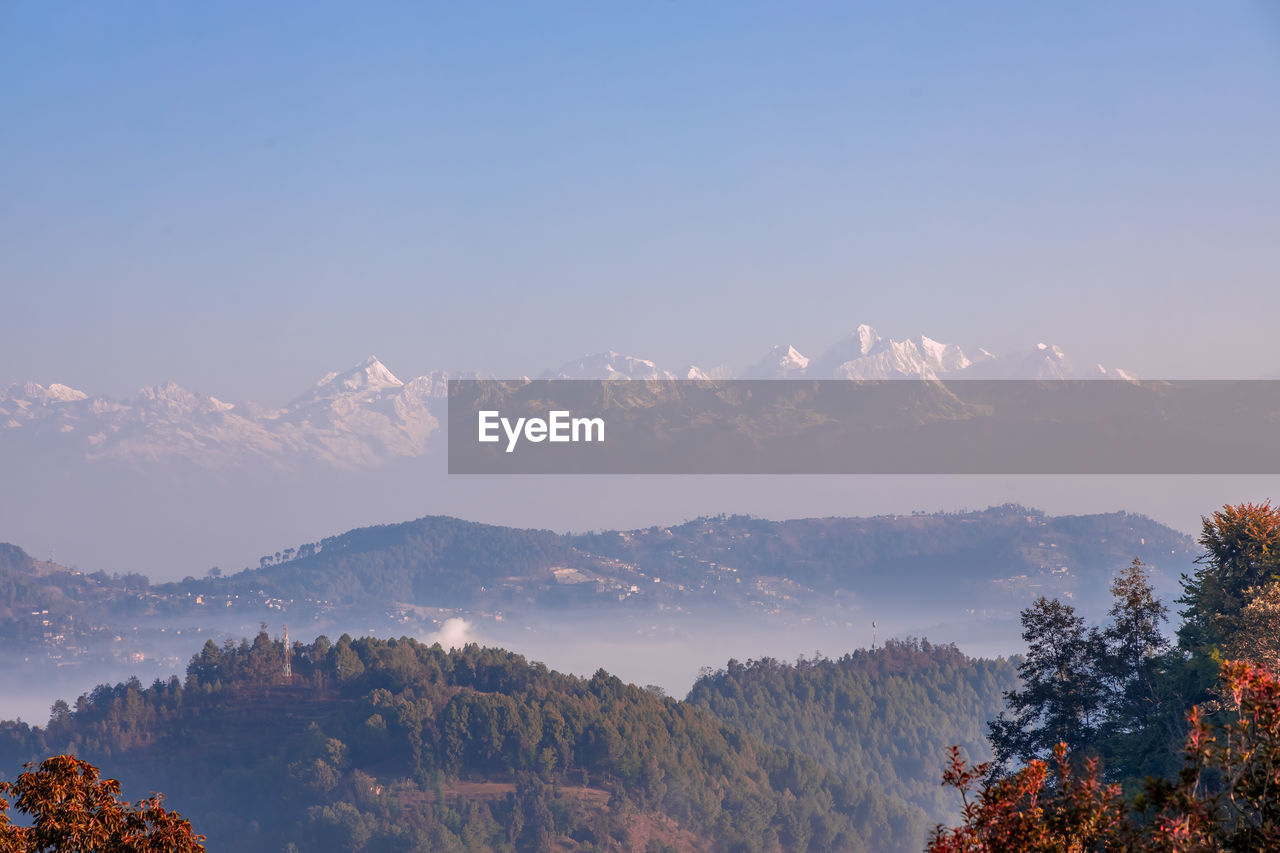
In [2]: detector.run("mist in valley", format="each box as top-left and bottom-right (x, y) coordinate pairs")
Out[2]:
(0, 598), (1031, 729)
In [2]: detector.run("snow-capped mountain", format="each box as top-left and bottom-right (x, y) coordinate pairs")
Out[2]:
(263, 357), (445, 467)
(1, 381), (91, 430)
(540, 351), (686, 381)
(749, 326), (1125, 381)
(542, 352), (734, 381)
(743, 344), (810, 379)
(0, 334), (1135, 470)
(804, 324), (882, 377)
(1, 357), (443, 470)
(680, 364), (734, 380)
(811, 325), (980, 379)
(289, 355), (405, 407)
(960, 343), (1137, 380)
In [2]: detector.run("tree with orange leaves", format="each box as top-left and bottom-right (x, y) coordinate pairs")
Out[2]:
(1179, 501), (1280, 660)
(928, 659), (1280, 852)
(1223, 580), (1280, 667)
(926, 742), (1131, 852)
(0, 755), (204, 852)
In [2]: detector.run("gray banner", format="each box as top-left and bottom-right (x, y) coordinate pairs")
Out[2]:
(447, 379), (1280, 474)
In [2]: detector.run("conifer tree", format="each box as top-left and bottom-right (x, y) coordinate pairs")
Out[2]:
(988, 597), (1106, 766)
(1098, 559), (1178, 781)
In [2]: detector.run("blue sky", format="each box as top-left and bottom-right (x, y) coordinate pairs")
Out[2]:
(3, 1), (1278, 404)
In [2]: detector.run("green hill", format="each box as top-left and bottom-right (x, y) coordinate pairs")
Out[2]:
(0, 632), (928, 853)
(687, 639), (1019, 825)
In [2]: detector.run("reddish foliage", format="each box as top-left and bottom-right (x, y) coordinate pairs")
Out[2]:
(0, 755), (204, 853)
(929, 660), (1280, 852)
(927, 743), (1128, 852)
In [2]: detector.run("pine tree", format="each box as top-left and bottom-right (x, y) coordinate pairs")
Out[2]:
(1098, 559), (1178, 782)
(988, 597), (1106, 767)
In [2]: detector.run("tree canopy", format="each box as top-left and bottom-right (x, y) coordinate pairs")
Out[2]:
(0, 754), (204, 852)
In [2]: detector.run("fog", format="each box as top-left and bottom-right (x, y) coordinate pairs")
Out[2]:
(1, 599), (1033, 729)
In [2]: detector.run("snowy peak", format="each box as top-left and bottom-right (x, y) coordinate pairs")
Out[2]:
(776, 345), (811, 372)
(744, 344), (810, 379)
(803, 329), (1127, 381)
(43, 383), (89, 403)
(856, 324), (880, 357)
(134, 381), (231, 418)
(683, 364), (733, 381)
(402, 371), (453, 400)
(400, 369), (494, 401)
(291, 356), (405, 408)
(1090, 364), (1137, 381)
(833, 337), (945, 380)
(959, 342), (1129, 380)
(0, 356), (445, 470)
(809, 325), (882, 377)
(915, 335), (971, 374)
(0, 381), (94, 431)
(3, 380), (89, 405)
(541, 351), (679, 381)
(317, 356), (403, 394)
(812, 327), (970, 379)
(684, 366), (710, 381)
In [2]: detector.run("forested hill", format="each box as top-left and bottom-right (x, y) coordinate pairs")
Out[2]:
(0, 634), (928, 853)
(168, 505), (1193, 616)
(187, 515), (572, 606)
(687, 639), (1020, 825)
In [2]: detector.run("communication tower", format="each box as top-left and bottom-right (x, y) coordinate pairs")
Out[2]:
(283, 623), (292, 679)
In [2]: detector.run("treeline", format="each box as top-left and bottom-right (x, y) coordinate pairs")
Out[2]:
(0, 634), (928, 852)
(686, 638), (1019, 825)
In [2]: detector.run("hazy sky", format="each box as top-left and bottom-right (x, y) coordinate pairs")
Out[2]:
(3, 2), (1279, 405)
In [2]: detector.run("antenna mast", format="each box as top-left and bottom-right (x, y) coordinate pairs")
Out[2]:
(872, 620), (877, 650)
(282, 624), (292, 680)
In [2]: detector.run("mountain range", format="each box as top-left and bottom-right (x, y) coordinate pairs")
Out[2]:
(1, 326), (1133, 471)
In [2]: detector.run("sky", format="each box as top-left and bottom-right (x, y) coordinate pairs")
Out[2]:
(2, 1), (1279, 406)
